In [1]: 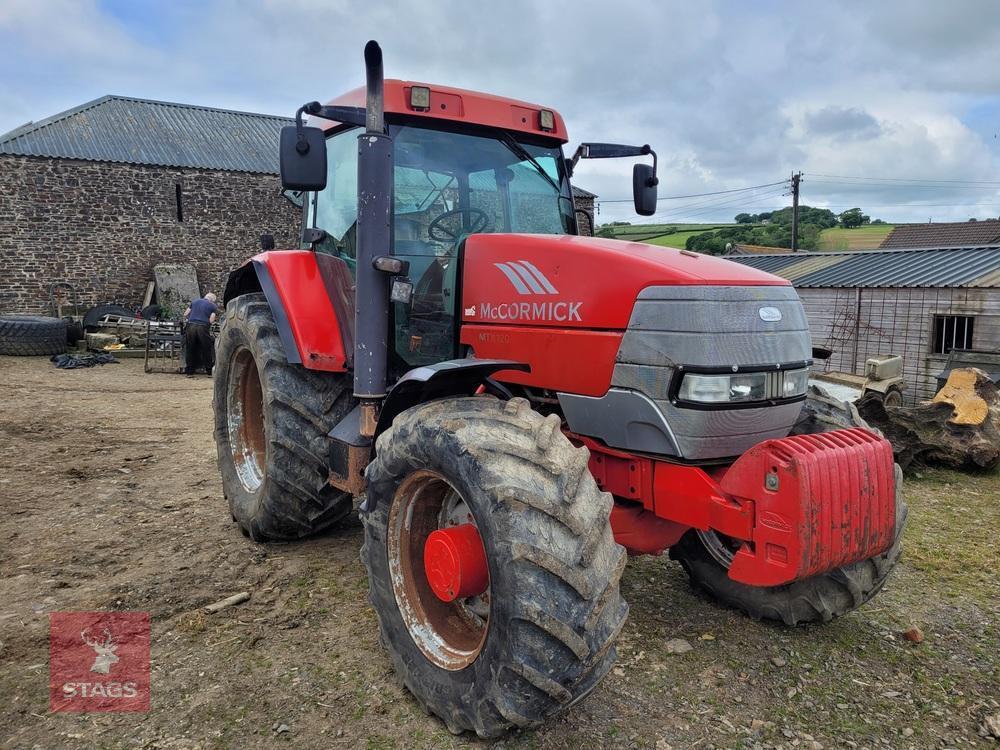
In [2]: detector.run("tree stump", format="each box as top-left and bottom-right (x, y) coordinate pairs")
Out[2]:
(855, 368), (1000, 471)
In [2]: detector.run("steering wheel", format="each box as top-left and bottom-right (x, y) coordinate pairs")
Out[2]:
(427, 208), (492, 242)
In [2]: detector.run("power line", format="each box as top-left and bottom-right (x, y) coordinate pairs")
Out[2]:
(628, 186), (791, 225)
(644, 185), (789, 219)
(808, 179), (1000, 191)
(807, 173), (1000, 186)
(597, 179), (788, 204)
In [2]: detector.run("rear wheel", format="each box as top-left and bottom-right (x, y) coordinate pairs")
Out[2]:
(882, 386), (904, 408)
(362, 396), (627, 737)
(213, 293), (355, 540)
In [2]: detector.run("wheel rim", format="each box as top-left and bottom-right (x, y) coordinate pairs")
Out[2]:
(697, 529), (738, 568)
(387, 470), (490, 671)
(227, 348), (266, 493)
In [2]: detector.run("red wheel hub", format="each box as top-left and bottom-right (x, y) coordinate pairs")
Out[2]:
(424, 523), (489, 602)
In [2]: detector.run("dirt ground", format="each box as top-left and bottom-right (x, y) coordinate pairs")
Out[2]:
(1, 356), (998, 750)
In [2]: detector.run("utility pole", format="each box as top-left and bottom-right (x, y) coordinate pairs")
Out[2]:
(790, 172), (802, 252)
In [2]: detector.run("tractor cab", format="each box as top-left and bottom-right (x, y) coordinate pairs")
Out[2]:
(302, 120), (578, 368)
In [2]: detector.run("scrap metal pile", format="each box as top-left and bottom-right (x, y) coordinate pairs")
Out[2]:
(0, 262), (218, 375)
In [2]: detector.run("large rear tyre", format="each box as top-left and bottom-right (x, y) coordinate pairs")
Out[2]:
(0, 315), (68, 356)
(362, 396), (628, 738)
(213, 293), (355, 541)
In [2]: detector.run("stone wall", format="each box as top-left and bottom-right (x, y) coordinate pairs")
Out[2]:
(0, 155), (299, 315)
(573, 192), (595, 236)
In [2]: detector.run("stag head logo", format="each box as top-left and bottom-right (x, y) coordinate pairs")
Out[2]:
(80, 628), (119, 674)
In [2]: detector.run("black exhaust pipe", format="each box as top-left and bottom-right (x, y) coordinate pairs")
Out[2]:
(354, 40), (393, 435)
(364, 40), (384, 134)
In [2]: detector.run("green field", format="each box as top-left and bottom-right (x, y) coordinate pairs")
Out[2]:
(816, 224), (895, 250)
(598, 223), (736, 246)
(644, 230), (720, 248)
(597, 222), (896, 252)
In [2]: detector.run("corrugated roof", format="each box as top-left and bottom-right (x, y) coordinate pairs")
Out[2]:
(879, 221), (1000, 249)
(572, 186), (597, 199)
(0, 95), (291, 173)
(726, 245), (1000, 288)
(731, 243), (788, 255)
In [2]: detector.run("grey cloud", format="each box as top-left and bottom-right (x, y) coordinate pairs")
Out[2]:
(2, 0), (999, 224)
(804, 106), (882, 141)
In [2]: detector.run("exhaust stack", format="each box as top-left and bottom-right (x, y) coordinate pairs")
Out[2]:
(354, 40), (393, 435)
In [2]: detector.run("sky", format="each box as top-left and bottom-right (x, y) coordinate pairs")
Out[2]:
(2, 0), (999, 226)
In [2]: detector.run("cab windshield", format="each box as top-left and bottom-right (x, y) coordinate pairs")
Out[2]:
(392, 124), (574, 246)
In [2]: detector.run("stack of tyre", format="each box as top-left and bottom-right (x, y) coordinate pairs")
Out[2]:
(0, 315), (68, 356)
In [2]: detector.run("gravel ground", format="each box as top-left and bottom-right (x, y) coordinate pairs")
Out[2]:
(1, 355), (997, 749)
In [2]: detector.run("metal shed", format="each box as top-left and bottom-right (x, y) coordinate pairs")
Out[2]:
(728, 246), (1000, 402)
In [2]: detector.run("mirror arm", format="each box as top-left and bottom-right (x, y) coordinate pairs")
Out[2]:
(293, 104), (312, 155)
(293, 102), (367, 145)
(645, 147), (659, 187)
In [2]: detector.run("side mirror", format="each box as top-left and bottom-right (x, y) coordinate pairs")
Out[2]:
(279, 124), (327, 191)
(633, 163), (658, 216)
(570, 141), (659, 217)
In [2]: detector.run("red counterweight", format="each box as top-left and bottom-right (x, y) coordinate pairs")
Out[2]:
(580, 428), (896, 587)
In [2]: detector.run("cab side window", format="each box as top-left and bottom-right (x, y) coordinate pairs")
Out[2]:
(308, 128), (360, 271)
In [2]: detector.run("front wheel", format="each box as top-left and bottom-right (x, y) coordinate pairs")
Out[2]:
(670, 463), (907, 625)
(362, 396), (627, 737)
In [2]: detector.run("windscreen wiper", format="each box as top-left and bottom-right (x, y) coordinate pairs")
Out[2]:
(497, 133), (562, 194)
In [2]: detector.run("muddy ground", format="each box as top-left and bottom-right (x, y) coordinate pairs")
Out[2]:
(1, 356), (998, 749)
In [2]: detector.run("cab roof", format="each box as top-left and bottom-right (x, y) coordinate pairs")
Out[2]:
(311, 79), (569, 143)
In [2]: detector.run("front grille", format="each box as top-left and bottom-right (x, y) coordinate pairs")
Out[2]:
(612, 285), (813, 459)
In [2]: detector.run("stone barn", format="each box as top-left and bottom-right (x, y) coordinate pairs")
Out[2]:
(730, 245), (1000, 402)
(0, 94), (598, 317)
(0, 95), (299, 315)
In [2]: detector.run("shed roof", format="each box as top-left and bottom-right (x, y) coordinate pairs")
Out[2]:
(879, 221), (1000, 249)
(726, 245), (1000, 288)
(0, 95), (290, 174)
(731, 243), (788, 255)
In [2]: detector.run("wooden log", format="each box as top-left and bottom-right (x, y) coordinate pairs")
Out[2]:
(856, 368), (1000, 471)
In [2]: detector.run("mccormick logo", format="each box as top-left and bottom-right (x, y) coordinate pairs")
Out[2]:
(50, 611), (151, 712)
(480, 260), (583, 323)
(493, 260), (558, 295)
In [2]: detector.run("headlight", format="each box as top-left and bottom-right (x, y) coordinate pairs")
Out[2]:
(782, 368), (809, 398)
(679, 368), (809, 404)
(679, 372), (767, 403)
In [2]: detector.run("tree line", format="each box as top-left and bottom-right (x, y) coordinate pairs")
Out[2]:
(686, 206), (884, 255)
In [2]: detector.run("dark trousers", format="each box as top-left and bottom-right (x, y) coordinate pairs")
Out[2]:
(184, 322), (214, 375)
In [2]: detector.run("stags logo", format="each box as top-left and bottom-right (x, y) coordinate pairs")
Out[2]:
(50, 612), (150, 712)
(481, 260), (583, 323)
(81, 627), (119, 674)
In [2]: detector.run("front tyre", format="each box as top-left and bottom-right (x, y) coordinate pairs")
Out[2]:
(670, 463), (907, 625)
(362, 396), (627, 738)
(213, 293), (355, 541)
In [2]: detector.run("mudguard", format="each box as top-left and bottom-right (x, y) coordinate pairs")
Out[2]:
(372, 358), (530, 441)
(223, 250), (354, 372)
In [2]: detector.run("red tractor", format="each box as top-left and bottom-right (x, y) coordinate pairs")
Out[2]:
(214, 41), (905, 737)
